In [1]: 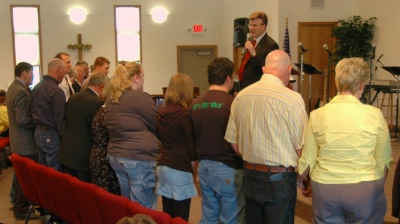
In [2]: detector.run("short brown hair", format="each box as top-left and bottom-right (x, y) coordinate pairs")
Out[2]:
(249, 11), (268, 26)
(93, 56), (110, 69)
(54, 52), (69, 60)
(15, 62), (33, 78)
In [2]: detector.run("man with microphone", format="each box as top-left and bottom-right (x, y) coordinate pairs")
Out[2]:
(237, 11), (279, 92)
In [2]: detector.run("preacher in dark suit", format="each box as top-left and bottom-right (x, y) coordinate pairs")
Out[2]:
(239, 11), (279, 90)
(58, 73), (109, 182)
(7, 62), (39, 219)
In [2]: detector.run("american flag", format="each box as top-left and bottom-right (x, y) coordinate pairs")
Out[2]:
(283, 19), (293, 90)
(283, 21), (291, 58)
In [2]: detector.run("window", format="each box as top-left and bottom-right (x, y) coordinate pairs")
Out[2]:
(114, 6), (142, 64)
(11, 5), (43, 88)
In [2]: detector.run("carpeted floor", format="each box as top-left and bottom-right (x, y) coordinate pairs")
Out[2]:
(1, 140), (399, 224)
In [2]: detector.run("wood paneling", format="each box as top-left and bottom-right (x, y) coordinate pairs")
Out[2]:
(298, 22), (336, 114)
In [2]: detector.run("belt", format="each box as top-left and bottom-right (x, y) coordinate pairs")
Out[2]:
(35, 125), (56, 131)
(244, 162), (295, 173)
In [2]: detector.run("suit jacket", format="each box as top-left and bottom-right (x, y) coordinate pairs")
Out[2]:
(72, 81), (82, 93)
(241, 33), (279, 90)
(58, 88), (104, 172)
(6, 79), (37, 155)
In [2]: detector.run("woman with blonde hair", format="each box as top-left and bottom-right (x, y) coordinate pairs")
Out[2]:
(297, 57), (392, 223)
(156, 73), (198, 221)
(105, 62), (160, 209)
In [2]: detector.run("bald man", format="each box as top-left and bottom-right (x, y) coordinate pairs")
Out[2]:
(225, 50), (308, 223)
(31, 59), (67, 171)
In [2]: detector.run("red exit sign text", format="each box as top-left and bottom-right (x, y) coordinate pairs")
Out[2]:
(193, 25), (203, 33)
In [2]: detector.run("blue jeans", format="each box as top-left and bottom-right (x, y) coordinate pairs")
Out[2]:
(198, 160), (245, 224)
(34, 129), (61, 171)
(243, 168), (297, 224)
(108, 156), (157, 209)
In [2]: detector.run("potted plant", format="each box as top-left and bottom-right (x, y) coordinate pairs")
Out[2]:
(332, 15), (377, 62)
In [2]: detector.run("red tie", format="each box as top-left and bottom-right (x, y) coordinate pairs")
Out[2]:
(238, 39), (256, 81)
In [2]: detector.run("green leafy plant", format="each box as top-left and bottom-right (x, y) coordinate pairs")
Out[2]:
(332, 15), (377, 62)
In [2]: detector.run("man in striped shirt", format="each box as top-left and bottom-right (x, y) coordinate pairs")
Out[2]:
(225, 50), (308, 223)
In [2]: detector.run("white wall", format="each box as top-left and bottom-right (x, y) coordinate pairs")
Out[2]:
(0, 0), (228, 94)
(353, 0), (400, 81)
(0, 0), (281, 94)
(278, 0), (354, 64)
(0, 0), (397, 94)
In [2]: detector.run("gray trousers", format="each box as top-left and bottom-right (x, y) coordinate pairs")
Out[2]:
(311, 178), (386, 224)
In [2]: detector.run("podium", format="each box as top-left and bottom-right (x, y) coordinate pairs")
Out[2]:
(382, 66), (400, 138)
(294, 63), (323, 113)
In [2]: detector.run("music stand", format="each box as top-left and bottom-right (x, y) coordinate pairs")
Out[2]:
(382, 66), (400, 139)
(291, 68), (301, 75)
(289, 68), (300, 83)
(294, 63), (324, 75)
(294, 63), (323, 112)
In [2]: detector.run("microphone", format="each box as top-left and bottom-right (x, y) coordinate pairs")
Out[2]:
(233, 74), (239, 83)
(298, 42), (308, 53)
(371, 43), (377, 59)
(377, 54), (384, 63)
(323, 44), (332, 57)
(243, 33), (252, 54)
(247, 33), (252, 41)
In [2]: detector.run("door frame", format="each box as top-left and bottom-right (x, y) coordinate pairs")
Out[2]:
(177, 45), (218, 72)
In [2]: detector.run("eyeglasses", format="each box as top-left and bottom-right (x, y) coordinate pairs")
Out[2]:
(248, 23), (265, 28)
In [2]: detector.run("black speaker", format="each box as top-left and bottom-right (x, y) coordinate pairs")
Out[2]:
(233, 17), (249, 47)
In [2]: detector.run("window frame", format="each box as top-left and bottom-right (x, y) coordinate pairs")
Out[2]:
(10, 4), (43, 87)
(114, 5), (142, 64)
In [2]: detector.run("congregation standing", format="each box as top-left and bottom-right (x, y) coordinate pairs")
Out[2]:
(5, 9), (397, 224)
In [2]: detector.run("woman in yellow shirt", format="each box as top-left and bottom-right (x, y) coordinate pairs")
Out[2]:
(297, 57), (392, 223)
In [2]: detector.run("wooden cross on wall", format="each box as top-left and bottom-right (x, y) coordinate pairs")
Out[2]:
(67, 34), (92, 60)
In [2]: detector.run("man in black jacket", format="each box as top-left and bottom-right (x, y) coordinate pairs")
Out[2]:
(58, 73), (108, 182)
(238, 11), (279, 91)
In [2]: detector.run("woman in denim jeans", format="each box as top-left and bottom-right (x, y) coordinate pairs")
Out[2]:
(156, 73), (198, 221)
(105, 62), (160, 209)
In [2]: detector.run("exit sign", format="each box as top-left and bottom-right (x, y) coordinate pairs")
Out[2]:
(193, 24), (203, 33)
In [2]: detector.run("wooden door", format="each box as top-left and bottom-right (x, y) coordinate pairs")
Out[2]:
(177, 45), (218, 93)
(298, 22), (336, 114)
